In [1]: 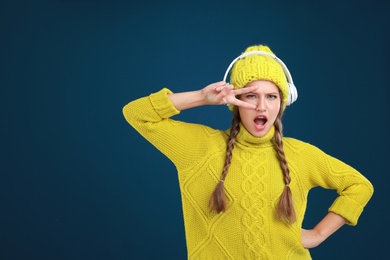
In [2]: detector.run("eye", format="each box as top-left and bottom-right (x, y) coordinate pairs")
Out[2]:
(245, 94), (256, 99)
(267, 94), (278, 100)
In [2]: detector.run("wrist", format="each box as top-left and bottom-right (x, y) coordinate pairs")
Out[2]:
(168, 90), (206, 110)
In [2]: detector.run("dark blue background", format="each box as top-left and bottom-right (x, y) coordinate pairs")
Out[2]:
(1, 0), (388, 259)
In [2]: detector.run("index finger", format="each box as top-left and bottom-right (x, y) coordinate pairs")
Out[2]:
(231, 86), (258, 96)
(230, 99), (256, 109)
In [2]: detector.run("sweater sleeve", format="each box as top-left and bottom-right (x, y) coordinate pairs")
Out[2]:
(122, 88), (225, 171)
(286, 139), (374, 226)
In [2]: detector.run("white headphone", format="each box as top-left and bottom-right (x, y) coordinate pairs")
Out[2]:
(223, 50), (298, 106)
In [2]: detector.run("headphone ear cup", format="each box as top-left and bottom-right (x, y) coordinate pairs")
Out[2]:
(287, 83), (298, 106)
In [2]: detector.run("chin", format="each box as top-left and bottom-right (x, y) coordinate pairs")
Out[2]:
(250, 129), (268, 138)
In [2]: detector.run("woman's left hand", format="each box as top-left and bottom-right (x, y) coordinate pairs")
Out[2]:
(301, 228), (325, 249)
(301, 212), (346, 249)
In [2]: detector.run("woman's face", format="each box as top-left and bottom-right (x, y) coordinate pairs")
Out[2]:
(238, 80), (281, 138)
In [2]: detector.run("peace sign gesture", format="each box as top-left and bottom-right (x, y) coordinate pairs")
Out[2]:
(202, 81), (257, 109)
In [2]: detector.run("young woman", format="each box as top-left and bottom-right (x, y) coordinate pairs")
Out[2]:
(122, 45), (374, 259)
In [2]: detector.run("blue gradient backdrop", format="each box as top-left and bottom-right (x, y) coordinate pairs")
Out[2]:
(1, 0), (389, 259)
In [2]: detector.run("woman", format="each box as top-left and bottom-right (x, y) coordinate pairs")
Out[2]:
(122, 45), (373, 259)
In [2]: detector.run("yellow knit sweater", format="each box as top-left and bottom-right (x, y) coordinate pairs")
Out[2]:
(122, 88), (374, 260)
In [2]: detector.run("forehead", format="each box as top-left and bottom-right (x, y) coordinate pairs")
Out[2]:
(245, 80), (279, 93)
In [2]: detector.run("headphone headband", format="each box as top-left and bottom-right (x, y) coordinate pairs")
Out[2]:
(223, 50), (298, 106)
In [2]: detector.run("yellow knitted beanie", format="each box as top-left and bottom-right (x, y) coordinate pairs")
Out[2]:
(230, 45), (289, 105)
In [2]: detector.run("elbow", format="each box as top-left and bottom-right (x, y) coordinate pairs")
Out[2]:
(122, 103), (134, 126)
(358, 177), (374, 206)
(366, 179), (374, 200)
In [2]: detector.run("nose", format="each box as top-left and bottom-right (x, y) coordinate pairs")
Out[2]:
(256, 97), (266, 112)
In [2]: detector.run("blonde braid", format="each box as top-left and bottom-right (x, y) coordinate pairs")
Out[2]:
(273, 107), (296, 224)
(209, 107), (241, 213)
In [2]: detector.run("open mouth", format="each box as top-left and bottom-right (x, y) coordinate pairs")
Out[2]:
(254, 115), (268, 128)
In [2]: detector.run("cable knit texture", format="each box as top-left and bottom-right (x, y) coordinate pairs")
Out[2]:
(122, 88), (374, 260)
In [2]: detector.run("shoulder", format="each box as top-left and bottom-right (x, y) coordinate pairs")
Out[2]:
(282, 137), (324, 156)
(283, 137), (315, 150)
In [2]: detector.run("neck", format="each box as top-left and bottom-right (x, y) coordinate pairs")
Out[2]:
(230, 124), (275, 147)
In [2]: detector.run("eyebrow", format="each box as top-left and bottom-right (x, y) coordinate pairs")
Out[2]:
(241, 92), (279, 95)
(246, 92), (279, 95)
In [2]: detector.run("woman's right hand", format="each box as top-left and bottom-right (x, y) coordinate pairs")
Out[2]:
(201, 81), (257, 109)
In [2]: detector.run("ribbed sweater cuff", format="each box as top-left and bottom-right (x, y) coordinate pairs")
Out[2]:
(149, 88), (180, 118)
(328, 196), (364, 226)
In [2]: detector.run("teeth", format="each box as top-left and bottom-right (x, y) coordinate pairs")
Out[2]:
(254, 116), (267, 126)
